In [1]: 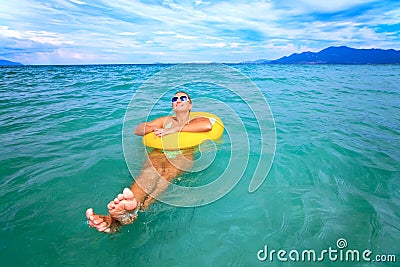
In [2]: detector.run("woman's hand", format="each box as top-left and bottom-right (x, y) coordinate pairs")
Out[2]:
(133, 117), (168, 136)
(153, 127), (178, 138)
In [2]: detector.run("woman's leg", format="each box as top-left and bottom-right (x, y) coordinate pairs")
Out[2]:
(86, 149), (193, 233)
(141, 149), (194, 209)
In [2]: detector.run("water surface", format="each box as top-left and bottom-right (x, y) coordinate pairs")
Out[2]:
(0, 64), (399, 266)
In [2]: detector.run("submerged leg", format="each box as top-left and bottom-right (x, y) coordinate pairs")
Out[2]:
(141, 150), (194, 209)
(86, 149), (194, 233)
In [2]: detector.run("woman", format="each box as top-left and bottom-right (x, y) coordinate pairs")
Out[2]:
(86, 91), (213, 233)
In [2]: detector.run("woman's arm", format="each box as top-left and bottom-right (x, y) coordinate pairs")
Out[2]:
(134, 117), (168, 136)
(155, 117), (212, 137)
(180, 117), (213, 132)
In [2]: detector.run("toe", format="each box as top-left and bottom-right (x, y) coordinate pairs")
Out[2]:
(107, 201), (115, 210)
(93, 216), (104, 225)
(98, 222), (108, 230)
(123, 188), (134, 200)
(86, 208), (94, 219)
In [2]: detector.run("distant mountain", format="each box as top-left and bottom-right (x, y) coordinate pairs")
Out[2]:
(268, 46), (400, 64)
(0, 59), (23, 66)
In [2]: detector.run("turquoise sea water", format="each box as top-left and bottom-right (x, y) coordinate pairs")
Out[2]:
(0, 64), (399, 266)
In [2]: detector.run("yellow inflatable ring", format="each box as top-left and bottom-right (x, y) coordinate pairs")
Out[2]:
(143, 112), (224, 150)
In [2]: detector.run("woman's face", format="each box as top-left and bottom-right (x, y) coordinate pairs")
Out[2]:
(172, 92), (192, 112)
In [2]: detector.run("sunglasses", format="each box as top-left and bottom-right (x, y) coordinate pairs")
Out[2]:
(171, 95), (189, 103)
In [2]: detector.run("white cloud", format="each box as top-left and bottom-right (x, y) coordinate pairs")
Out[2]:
(68, 0), (86, 5)
(194, 0), (210, 6)
(174, 34), (197, 40)
(200, 42), (227, 48)
(117, 32), (139, 36)
(0, 26), (74, 46)
(0, 26), (22, 39)
(56, 48), (87, 60)
(1, 0), (399, 64)
(155, 31), (178, 35)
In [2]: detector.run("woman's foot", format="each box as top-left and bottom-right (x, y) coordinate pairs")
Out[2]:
(107, 188), (140, 225)
(86, 208), (120, 233)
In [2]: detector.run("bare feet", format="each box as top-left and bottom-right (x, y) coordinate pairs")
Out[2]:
(86, 188), (140, 233)
(107, 188), (140, 225)
(86, 208), (120, 233)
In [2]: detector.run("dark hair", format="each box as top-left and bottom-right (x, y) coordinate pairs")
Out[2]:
(175, 91), (192, 103)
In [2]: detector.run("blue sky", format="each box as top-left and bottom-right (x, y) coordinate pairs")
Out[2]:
(1, 0), (399, 64)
